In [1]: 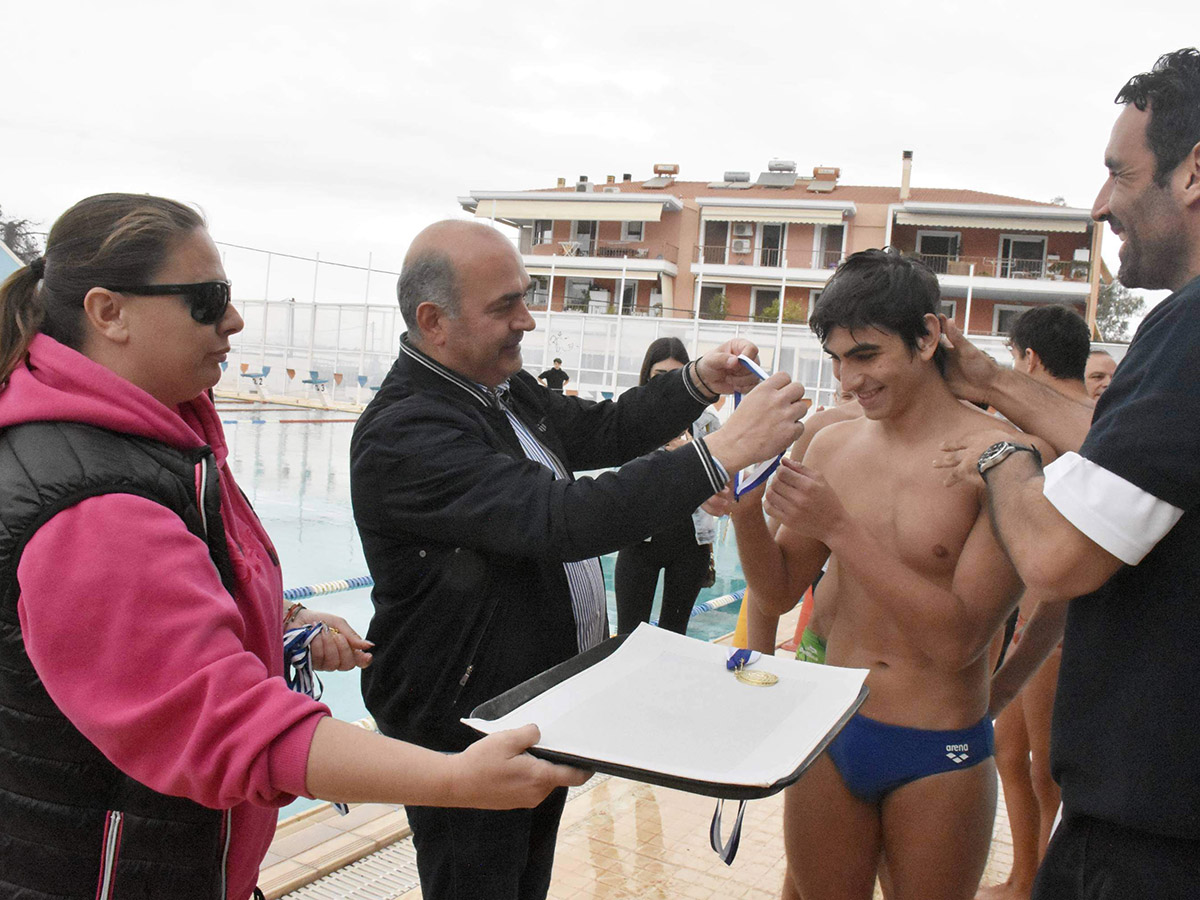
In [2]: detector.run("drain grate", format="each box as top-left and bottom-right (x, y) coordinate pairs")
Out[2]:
(279, 775), (610, 900)
(280, 840), (420, 899)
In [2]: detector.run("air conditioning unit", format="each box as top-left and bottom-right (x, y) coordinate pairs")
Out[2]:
(732, 238), (752, 254)
(733, 223), (754, 237)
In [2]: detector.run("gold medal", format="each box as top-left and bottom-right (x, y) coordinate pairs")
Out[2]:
(735, 667), (779, 687)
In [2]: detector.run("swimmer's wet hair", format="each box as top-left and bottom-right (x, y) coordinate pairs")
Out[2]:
(809, 248), (944, 372)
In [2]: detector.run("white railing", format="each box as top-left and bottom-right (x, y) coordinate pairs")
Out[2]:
(213, 242), (1121, 412)
(220, 296), (1078, 412)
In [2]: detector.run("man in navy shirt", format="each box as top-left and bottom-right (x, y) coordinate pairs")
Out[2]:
(936, 48), (1200, 898)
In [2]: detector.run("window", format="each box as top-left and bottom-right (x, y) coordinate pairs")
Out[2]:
(528, 275), (549, 309)
(620, 280), (639, 313)
(993, 304), (1031, 336)
(939, 300), (957, 322)
(571, 220), (597, 254)
(758, 223), (786, 267)
(532, 220), (552, 245)
(815, 224), (844, 268)
(564, 278), (591, 310)
(699, 284), (728, 319)
(621, 221), (644, 241)
(752, 288), (781, 321)
(917, 231), (961, 274)
(998, 235), (1047, 278)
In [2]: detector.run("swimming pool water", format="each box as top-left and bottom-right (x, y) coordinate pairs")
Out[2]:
(218, 403), (747, 814)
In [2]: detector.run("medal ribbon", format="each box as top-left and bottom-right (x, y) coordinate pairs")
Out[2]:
(709, 798), (750, 865)
(283, 623), (349, 815)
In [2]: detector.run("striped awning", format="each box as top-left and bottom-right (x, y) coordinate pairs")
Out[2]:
(474, 199), (664, 223)
(526, 264), (661, 281)
(894, 212), (1088, 233)
(700, 205), (845, 226)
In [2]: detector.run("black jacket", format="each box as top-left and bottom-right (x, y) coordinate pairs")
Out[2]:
(0, 421), (236, 899)
(350, 338), (725, 750)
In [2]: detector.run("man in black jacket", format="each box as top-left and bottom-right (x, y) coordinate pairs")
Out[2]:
(350, 219), (808, 900)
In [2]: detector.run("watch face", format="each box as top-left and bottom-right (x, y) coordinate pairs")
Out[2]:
(979, 441), (1012, 465)
(977, 441), (1015, 476)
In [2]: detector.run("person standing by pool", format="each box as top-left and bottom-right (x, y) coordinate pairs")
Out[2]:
(537, 357), (570, 392)
(350, 219), (810, 900)
(0, 194), (589, 900)
(614, 337), (718, 636)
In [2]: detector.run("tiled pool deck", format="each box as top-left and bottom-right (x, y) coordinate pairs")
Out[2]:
(264, 611), (1016, 900)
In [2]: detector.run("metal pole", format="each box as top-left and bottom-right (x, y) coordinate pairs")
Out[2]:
(260, 252), (271, 369)
(964, 263), (976, 336)
(544, 257), (555, 369)
(775, 257), (787, 369)
(358, 252), (372, 406)
(814, 342), (825, 407)
(332, 304), (343, 403)
(692, 250), (704, 357)
(612, 261), (627, 395)
(618, 260), (628, 316)
(306, 253), (320, 378)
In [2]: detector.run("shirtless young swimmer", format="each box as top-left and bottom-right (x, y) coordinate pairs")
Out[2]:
(745, 249), (1052, 900)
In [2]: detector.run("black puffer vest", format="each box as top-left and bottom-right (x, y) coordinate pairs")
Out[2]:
(0, 421), (239, 899)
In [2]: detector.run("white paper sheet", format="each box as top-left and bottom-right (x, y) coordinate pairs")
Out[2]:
(463, 624), (868, 789)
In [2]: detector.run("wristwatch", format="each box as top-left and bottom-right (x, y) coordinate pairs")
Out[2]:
(976, 441), (1042, 480)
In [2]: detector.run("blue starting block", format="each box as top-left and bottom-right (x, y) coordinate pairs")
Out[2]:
(240, 364), (271, 387)
(302, 369), (330, 391)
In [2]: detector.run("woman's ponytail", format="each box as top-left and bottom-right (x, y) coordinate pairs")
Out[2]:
(0, 258), (48, 384)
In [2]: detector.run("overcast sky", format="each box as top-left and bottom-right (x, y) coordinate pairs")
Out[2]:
(2, 0), (1189, 307)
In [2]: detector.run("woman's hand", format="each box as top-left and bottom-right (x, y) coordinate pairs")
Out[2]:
(293, 607), (374, 670)
(451, 725), (592, 809)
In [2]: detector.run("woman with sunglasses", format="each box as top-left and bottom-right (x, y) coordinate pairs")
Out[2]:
(613, 337), (720, 636)
(0, 194), (586, 899)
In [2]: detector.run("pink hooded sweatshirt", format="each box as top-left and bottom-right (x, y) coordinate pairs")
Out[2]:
(1, 334), (330, 899)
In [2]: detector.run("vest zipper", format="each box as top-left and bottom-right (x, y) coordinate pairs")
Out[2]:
(195, 457), (210, 538)
(219, 808), (232, 898)
(96, 809), (123, 900)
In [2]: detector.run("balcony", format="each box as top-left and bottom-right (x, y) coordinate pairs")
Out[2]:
(697, 245), (842, 269)
(915, 253), (1092, 282)
(528, 238), (678, 262)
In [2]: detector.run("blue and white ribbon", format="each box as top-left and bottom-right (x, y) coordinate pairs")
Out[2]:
(284, 624), (328, 699)
(283, 623), (349, 815)
(732, 355), (783, 497)
(710, 798), (749, 865)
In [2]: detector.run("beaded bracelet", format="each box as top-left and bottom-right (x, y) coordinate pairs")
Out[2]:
(283, 601), (306, 626)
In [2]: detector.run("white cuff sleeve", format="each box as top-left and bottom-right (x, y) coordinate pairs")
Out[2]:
(1042, 451), (1184, 565)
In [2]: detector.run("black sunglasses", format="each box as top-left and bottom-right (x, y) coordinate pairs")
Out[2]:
(103, 281), (232, 325)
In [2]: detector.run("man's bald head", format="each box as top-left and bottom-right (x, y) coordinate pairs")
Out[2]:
(398, 220), (519, 340)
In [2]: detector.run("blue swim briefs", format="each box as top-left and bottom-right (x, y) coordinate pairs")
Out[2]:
(826, 713), (994, 804)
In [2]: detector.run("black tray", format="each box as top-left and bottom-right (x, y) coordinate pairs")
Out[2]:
(469, 634), (869, 801)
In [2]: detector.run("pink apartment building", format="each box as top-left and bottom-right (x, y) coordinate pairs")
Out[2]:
(458, 153), (1103, 337)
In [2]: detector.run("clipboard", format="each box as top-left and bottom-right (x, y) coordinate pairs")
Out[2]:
(465, 625), (869, 801)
